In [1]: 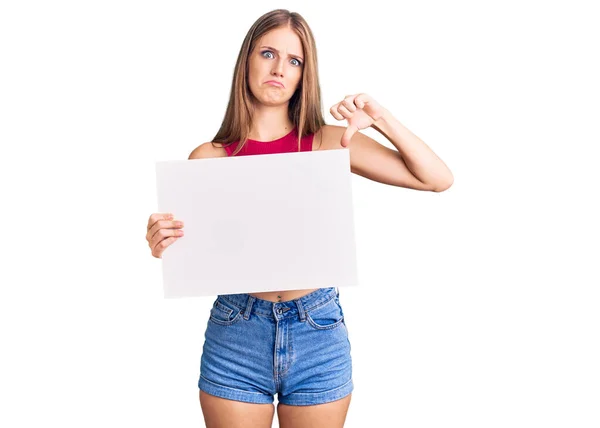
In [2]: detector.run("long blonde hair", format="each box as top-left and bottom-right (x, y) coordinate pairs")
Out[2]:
(212, 9), (325, 155)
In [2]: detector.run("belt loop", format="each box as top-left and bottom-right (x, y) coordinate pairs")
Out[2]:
(243, 296), (255, 320)
(295, 298), (306, 322)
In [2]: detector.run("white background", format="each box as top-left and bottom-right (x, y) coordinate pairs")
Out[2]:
(1, 0), (598, 427)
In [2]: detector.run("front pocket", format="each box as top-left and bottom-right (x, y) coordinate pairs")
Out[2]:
(305, 298), (345, 330)
(209, 298), (243, 326)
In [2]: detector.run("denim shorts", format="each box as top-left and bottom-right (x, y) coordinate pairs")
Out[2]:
(198, 287), (353, 406)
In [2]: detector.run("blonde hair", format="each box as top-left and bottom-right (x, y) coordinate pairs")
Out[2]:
(211, 9), (325, 155)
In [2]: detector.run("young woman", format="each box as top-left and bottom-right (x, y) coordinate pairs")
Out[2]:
(145, 9), (452, 428)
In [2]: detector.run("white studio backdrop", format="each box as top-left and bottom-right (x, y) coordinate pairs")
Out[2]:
(1, 0), (599, 427)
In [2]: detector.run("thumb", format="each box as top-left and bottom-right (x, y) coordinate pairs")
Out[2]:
(341, 125), (358, 148)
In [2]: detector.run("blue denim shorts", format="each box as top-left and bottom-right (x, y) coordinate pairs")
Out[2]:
(198, 287), (353, 406)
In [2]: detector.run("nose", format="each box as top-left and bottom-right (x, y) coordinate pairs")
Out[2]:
(271, 58), (284, 77)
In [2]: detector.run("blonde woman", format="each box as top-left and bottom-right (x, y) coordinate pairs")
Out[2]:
(146, 9), (453, 428)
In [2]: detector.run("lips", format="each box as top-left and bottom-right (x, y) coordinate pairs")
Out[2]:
(265, 80), (284, 88)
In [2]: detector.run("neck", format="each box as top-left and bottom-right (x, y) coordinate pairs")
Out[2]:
(249, 102), (295, 141)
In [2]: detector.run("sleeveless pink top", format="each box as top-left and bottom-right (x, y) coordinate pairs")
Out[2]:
(223, 128), (314, 156)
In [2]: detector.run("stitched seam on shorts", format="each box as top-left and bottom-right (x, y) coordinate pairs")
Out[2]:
(284, 378), (353, 396)
(209, 311), (242, 326)
(219, 296), (244, 310)
(219, 297), (281, 317)
(200, 375), (267, 395)
(217, 298), (296, 318)
(277, 320), (293, 378)
(305, 313), (345, 330)
(220, 294), (336, 316)
(303, 295), (335, 312)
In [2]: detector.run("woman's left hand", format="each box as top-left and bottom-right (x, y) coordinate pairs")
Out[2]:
(329, 93), (387, 147)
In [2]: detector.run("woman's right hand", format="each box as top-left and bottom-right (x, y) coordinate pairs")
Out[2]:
(146, 213), (184, 258)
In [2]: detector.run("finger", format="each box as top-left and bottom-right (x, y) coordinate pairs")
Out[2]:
(152, 236), (179, 259)
(337, 104), (353, 118)
(341, 125), (358, 148)
(329, 104), (344, 120)
(148, 220), (184, 244)
(150, 228), (184, 253)
(341, 98), (357, 112)
(147, 212), (173, 231)
(146, 219), (184, 244)
(354, 93), (371, 109)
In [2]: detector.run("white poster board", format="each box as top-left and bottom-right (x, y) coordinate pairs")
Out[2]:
(155, 149), (358, 297)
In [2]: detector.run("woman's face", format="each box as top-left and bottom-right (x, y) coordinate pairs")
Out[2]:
(247, 26), (304, 107)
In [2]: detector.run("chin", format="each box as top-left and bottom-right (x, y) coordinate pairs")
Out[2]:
(257, 94), (291, 107)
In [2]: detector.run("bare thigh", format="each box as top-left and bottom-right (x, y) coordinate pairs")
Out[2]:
(277, 393), (352, 428)
(199, 390), (275, 428)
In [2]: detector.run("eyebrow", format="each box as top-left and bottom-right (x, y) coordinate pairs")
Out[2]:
(260, 45), (303, 61)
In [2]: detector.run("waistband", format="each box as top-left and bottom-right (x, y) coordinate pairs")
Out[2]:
(219, 287), (339, 321)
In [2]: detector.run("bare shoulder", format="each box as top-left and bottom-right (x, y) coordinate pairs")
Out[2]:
(314, 125), (346, 151)
(188, 142), (228, 159)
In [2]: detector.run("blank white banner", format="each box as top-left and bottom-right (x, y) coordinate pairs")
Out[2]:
(156, 148), (358, 297)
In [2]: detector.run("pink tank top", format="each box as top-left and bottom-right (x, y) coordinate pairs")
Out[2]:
(223, 128), (314, 156)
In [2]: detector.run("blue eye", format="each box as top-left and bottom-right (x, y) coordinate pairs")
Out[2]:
(291, 58), (302, 67)
(261, 50), (274, 59)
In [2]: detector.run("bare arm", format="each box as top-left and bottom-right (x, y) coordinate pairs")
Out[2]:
(327, 94), (454, 192)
